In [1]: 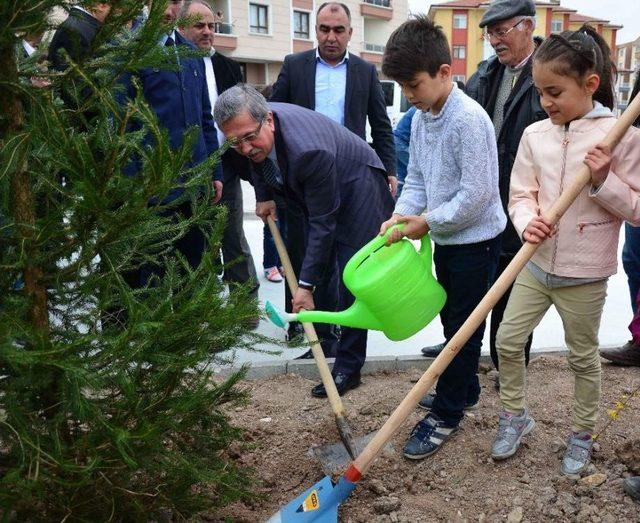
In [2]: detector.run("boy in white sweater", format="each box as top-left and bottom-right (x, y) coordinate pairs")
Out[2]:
(380, 16), (506, 459)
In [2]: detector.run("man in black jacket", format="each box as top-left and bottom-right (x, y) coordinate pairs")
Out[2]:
(179, 0), (259, 319)
(421, 0), (545, 381)
(48, 3), (111, 71)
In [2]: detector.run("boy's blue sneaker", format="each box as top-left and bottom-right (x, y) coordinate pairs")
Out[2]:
(403, 413), (458, 460)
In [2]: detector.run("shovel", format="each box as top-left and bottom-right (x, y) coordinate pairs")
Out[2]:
(265, 216), (358, 460)
(267, 94), (640, 522)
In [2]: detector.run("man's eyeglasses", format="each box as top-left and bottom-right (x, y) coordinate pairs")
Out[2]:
(228, 119), (265, 149)
(483, 18), (525, 41)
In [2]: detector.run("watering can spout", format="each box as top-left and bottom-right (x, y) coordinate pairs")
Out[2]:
(297, 301), (381, 332)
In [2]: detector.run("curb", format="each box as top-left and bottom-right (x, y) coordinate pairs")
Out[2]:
(218, 346), (577, 381)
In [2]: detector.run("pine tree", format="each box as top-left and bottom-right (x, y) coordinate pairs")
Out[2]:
(0, 1), (260, 519)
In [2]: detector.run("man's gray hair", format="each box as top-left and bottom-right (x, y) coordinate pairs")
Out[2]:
(214, 84), (270, 127)
(518, 15), (537, 32)
(179, 0), (214, 19)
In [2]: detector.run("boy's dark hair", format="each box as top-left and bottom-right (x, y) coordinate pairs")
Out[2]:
(382, 16), (451, 82)
(534, 24), (616, 109)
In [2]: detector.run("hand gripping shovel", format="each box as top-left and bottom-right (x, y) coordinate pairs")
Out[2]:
(266, 216), (358, 460)
(267, 95), (640, 522)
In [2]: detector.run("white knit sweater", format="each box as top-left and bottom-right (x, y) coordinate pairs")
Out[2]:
(394, 84), (506, 245)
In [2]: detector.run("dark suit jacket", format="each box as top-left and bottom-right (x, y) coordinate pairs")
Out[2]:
(48, 7), (101, 71)
(270, 49), (396, 175)
(122, 32), (221, 202)
(207, 50), (250, 183)
(253, 103), (394, 284)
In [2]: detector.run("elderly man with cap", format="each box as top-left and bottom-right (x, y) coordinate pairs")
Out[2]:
(420, 0), (545, 391)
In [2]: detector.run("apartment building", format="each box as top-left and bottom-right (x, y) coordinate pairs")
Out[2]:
(427, 0), (621, 85)
(210, 0), (408, 88)
(616, 37), (640, 114)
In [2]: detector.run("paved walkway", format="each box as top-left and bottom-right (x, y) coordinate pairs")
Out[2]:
(220, 182), (631, 367)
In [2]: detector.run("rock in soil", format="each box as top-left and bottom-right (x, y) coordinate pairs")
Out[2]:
(579, 473), (607, 488)
(506, 506), (523, 523)
(372, 496), (401, 515)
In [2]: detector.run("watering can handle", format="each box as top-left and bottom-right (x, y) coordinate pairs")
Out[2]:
(418, 233), (433, 264)
(347, 223), (406, 268)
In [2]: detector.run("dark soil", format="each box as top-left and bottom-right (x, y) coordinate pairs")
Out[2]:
(211, 356), (640, 522)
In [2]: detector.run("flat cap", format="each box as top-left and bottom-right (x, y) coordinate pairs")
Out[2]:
(479, 0), (536, 28)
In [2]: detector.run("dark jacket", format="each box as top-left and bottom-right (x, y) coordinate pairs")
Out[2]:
(253, 103), (394, 284)
(466, 43), (547, 255)
(48, 7), (101, 71)
(121, 32), (221, 202)
(270, 49), (396, 176)
(207, 51), (251, 184)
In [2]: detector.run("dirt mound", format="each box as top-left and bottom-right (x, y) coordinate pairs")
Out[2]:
(211, 356), (640, 521)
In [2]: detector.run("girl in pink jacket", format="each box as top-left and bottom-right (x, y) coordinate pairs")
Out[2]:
(490, 25), (640, 476)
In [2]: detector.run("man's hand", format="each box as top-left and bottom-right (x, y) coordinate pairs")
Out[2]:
(584, 143), (612, 188)
(388, 175), (398, 198)
(523, 215), (553, 244)
(213, 180), (223, 203)
(292, 288), (314, 313)
(379, 214), (429, 245)
(256, 200), (277, 223)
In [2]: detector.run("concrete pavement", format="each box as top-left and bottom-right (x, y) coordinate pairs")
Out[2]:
(218, 181), (631, 373)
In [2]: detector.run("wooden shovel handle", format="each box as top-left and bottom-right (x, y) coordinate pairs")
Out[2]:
(266, 216), (346, 417)
(353, 94), (640, 476)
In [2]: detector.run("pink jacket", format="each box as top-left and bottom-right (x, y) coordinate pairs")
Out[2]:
(509, 107), (640, 278)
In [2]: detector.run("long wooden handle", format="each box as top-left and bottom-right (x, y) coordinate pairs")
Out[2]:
(353, 94), (640, 476)
(266, 216), (346, 417)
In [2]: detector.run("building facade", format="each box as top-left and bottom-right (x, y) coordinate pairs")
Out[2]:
(427, 0), (621, 85)
(211, 0), (409, 88)
(616, 38), (640, 114)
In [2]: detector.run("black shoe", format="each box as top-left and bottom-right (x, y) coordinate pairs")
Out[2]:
(294, 349), (314, 360)
(421, 342), (445, 358)
(287, 322), (304, 342)
(311, 372), (361, 398)
(600, 341), (640, 366)
(624, 476), (640, 502)
(417, 392), (479, 411)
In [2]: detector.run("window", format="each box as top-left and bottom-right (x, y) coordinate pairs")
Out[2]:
(551, 18), (563, 33)
(453, 45), (466, 59)
(250, 3), (269, 34)
(453, 75), (466, 84)
(293, 11), (310, 39)
(453, 13), (467, 29)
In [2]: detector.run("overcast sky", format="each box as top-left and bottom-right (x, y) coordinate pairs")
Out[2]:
(408, 1), (640, 43)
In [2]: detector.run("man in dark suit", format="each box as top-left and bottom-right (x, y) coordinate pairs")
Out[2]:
(179, 0), (258, 311)
(121, 0), (222, 285)
(270, 2), (396, 353)
(48, 3), (111, 71)
(214, 85), (394, 396)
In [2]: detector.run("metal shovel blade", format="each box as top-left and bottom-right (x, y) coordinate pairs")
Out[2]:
(309, 432), (394, 477)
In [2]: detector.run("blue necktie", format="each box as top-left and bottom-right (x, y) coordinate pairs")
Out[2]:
(261, 158), (284, 192)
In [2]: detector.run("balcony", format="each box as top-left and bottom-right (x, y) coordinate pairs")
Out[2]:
(214, 22), (237, 51)
(364, 42), (385, 53)
(360, 0), (392, 21)
(361, 42), (385, 64)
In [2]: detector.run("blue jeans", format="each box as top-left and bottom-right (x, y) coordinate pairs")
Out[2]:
(622, 224), (640, 314)
(431, 236), (501, 427)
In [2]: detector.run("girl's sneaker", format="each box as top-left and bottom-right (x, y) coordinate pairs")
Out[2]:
(264, 266), (283, 282)
(490, 408), (535, 460)
(561, 432), (593, 475)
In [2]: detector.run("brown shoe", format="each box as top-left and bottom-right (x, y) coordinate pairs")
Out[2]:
(600, 341), (640, 366)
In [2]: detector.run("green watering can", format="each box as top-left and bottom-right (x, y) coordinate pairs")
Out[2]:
(265, 227), (446, 341)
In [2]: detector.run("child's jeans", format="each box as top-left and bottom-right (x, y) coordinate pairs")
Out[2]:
(496, 267), (607, 433)
(431, 235), (501, 427)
